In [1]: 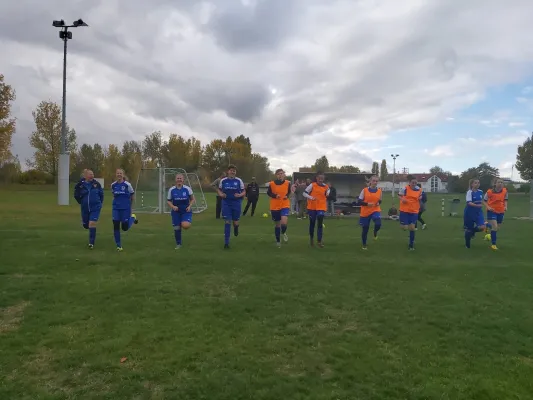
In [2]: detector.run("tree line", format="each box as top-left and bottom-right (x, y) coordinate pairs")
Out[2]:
(1, 73), (533, 190)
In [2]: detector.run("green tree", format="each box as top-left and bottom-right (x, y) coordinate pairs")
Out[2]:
(516, 133), (533, 181)
(371, 161), (379, 175)
(202, 139), (227, 180)
(338, 165), (361, 173)
(121, 140), (142, 181)
(28, 101), (77, 179)
(379, 160), (388, 180)
(103, 144), (122, 183)
(142, 131), (163, 165)
(314, 155), (329, 172)
(457, 163), (499, 192)
(429, 166), (444, 175)
(0, 154), (21, 184)
(0, 74), (16, 163)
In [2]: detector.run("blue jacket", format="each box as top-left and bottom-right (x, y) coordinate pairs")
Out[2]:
(74, 178), (104, 212)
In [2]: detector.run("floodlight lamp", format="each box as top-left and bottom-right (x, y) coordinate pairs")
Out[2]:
(52, 20), (65, 27)
(73, 19), (88, 27)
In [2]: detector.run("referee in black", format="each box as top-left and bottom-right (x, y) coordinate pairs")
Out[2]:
(243, 177), (260, 217)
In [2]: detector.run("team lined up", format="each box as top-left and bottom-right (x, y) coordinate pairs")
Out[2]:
(74, 167), (509, 251)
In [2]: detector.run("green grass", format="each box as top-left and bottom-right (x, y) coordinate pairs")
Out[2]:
(1, 186), (533, 399)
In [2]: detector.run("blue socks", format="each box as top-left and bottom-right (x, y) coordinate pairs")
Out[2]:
(362, 225), (369, 245)
(128, 216), (135, 229)
(374, 222), (381, 237)
(465, 230), (472, 248)
(409, 230), (415, 248)
(281, 224), (287, 234)
(275, 226), (281, 243)
(89, 227), (96, 245)
(491, 230), (497, 245)
(174, 228), (182, 245)
(309, 218), (316, 239)
(234, 225), (239, 237)
(224, 223), (231, 245)
(317, 224), (323, 242)
(114, 229), (121, 247)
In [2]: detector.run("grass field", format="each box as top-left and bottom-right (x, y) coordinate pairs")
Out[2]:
(1, 186), (533, 400)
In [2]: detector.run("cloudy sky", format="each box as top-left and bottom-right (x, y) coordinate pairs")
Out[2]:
(1, 0), (533, 179)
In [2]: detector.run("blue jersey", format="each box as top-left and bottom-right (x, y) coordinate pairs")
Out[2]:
(167, 185), (194, 210)
(111, 180), (134, 210)
(219, 177), (245, 201)
(74, 178), (103, 211)
(465, 189), (483, 215)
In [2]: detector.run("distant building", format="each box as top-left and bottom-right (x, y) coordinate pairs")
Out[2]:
(380, 173), (449, 193)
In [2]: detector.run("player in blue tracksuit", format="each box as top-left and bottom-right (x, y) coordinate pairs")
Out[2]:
(167, 173), (196, 249)
(463, 178), (486, 248)
(111, 168), (138, 251)
(73, 169), (103, 249)
(217, 164), (245, 249)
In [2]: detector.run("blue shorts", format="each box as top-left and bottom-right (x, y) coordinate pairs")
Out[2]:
(359, 212), (381, 227)
(464, 210), (485, 230)
(308, 210), (325, 219)
(222, 200), (241, 221)
(112, 209), (131, 222)
(271, 208), (290, 221)
(82, 209), (100, 225)
(171, 211), (192, 226)
(487, 211), (504, 224)
(399, 211), (418, 226)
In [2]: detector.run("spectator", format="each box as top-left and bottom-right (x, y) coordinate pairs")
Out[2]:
(291, 179), (299, 214)
(295, 180), (307, 219)
(211, 172), (226, 219)
(243, 177), (260, 216)
(327, 182), (337, 216)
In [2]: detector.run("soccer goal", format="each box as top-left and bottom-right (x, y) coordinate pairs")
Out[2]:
(133, 167), (208, 214)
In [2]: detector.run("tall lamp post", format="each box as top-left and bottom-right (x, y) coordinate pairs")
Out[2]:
(391, 154), (399, 198)
(52, 18), (88, 206)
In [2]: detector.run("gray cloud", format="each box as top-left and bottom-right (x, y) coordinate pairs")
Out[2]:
(2, 0), (533, 173)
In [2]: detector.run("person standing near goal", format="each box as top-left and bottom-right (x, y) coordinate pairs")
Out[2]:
(73, 168), (103, 249)
(217, 165), (245, 249)
(111, 168), (138, 251)
(267, 169), (291, 247)
(167, 173), (196, 249)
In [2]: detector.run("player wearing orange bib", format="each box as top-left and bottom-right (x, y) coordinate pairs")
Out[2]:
(267, 169), (292, 247)
(358, 176), (382, 250)
(399, 175), (424, 250)
(483, 178), (508, 250)
(303, 171), (330, 248)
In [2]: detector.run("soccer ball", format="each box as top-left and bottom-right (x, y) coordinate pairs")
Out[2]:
(484, 233), (491, 241)
(262, 213), (268, 218)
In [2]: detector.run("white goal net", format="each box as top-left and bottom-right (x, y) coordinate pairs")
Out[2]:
(133, 167), (208, 214)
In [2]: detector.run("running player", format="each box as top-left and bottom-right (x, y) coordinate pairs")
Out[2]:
(483, 177), (508, 250)
(463, 178), (486, 249)
(111, 168), (138, 251)
(167, 173), (196, 249)
(398, 175), (423, 250)
(303, 171), (330, 248)
(217, 165), (245, 249)
(358, 175), (382, 250)
(73, 168), (103, 249)
(267, 168), (291, 247)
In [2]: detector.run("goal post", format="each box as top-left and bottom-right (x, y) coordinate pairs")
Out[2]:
(133, 167), (208, 214)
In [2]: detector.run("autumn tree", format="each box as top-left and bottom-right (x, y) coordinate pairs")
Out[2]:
(202, 139), (227, 179)
(142, 131), (163, 166)
(516, 133), (533, 181)
(379, 159), (388, 180)
(28, 100), (77, 179)
(0, 74), (16, 163)
(103, 144), (122, 183)
(121, 140), (142, 181)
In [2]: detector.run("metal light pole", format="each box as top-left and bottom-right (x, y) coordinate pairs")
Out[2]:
(391, 154), (399, 198)
(52, 18), (88, 206)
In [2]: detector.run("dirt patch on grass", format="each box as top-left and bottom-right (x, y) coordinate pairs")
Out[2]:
(0, 301), (30, 333)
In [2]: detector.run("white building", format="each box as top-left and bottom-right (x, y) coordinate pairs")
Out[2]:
(379, 174), (449, 193)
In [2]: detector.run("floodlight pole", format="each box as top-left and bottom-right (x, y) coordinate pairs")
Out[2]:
(53, 19), (88, 206)
(391, 154), (399, 198)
